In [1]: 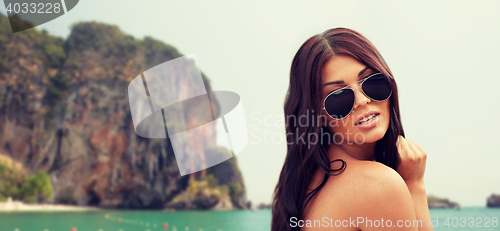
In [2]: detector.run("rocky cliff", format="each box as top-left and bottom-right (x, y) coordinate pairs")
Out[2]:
(486, 194), (500, 207)
(427, 195), (460, 209)
(0, 13), (247, 209)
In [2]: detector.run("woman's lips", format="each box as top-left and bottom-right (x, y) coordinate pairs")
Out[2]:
(355, 113), (379, 129)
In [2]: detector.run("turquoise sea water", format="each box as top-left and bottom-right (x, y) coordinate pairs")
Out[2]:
(0, 209), (271, 231)
(0, 207), (498, 231)
(428, 207), (500, 230)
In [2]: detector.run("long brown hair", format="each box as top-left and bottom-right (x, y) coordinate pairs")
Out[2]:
(271, 28), (405, 231)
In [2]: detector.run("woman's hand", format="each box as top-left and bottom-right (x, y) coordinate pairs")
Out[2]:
(396, 135), (427, 187)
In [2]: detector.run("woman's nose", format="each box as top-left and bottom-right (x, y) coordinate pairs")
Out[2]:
(352, 86), (371, 110)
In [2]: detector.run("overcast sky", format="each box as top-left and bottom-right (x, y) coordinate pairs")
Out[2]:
(2, 0), (500, 207)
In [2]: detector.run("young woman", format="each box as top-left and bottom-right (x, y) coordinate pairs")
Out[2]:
(271, 28), (433, 231)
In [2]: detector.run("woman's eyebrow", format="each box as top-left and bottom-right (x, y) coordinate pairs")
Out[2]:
(322, 66), (370, 88)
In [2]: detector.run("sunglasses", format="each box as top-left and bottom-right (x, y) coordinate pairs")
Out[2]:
(322, 73), (392, 120)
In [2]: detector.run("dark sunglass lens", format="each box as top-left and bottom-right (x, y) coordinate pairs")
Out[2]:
(362, 74), (392, 101)
(324, 89), (355, 119)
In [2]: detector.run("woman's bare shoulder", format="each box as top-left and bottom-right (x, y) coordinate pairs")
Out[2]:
(320, 160), (415, 219)
(304, 160), (418, 230)
(331, 160), (410, 199)
(325, 159), (405, 188)
(355, 160), (404, 183)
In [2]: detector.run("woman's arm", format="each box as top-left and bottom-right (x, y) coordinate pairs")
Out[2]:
(406, 181), (432, 231)
(396, 136), (434, 231)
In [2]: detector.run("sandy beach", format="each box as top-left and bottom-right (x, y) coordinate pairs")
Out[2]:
(0, 198), (100, 212)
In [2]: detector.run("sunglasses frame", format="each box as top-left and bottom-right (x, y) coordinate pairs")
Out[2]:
(322, 72), (392, 120)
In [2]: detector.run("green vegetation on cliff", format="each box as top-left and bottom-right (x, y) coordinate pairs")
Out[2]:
(168, 174), (228, 210)
(0, 163), (53, 203)
(0, 163), (22, 200)
(19, 170), (53, 203)
(166, 147), (247, 210)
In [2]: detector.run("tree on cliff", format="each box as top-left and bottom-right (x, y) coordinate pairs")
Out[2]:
(0, 163), (22, 200)
(0, 161), (53, 203)
(19, 170), (53, 203)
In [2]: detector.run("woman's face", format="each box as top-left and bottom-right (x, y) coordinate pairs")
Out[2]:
(321, 55), (391, 145)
